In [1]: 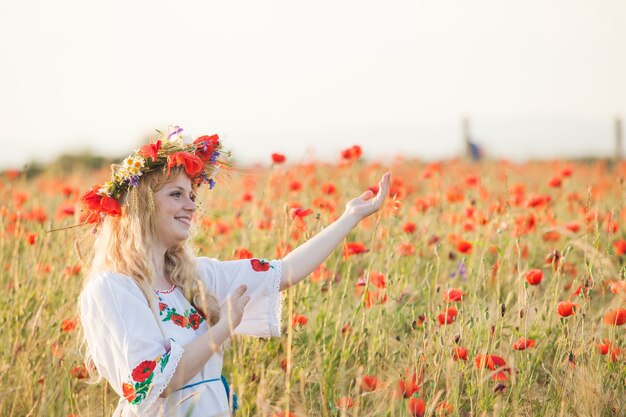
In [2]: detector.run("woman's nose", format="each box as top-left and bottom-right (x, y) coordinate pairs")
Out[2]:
(185, 198), (196, 212)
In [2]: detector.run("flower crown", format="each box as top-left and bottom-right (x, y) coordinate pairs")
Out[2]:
(80, 126), (230, 224)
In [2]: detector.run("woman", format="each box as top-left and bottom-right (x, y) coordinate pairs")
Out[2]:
(78, 127), (390, 417)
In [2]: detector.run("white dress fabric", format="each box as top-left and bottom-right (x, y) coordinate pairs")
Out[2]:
(79, 257), (283, 417)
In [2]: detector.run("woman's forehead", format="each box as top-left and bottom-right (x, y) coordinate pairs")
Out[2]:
(163, 172), (193, 190)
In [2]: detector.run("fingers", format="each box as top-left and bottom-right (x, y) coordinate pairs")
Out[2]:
(377, 172), (391, 200)
(359, 190), (374, 200)
(231, 285), (249, 307)
(240, 294), (251, 308)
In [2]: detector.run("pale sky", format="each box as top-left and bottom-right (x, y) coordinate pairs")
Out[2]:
(1, 0), (625, 168)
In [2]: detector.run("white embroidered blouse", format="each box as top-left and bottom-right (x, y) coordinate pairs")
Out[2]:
(79, 257), (283, 417)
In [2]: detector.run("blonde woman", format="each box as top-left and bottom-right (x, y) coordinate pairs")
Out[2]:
(78, 127), (391, 417)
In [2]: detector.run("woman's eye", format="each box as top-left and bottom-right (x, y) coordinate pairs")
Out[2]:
(171, 192), (181, 197)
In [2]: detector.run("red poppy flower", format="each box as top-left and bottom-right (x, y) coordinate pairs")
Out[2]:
(122, 383), (136, 402)
(158, 302), (167, 312)
(475, 354), (506, 370)
(369, 271), (386, 289)
(132, 360), (157, 382)
(360, 375), (378, 391)
(603, 308), (626, 326)
(56, 203), (75, 219)
(292, 314), (308, 328)
(250, 258), (271, 272)
(26, 233), (37, 245)
(513, 337), (535, 351)
(444, 288), (464, 303)
(289, 181), (302, 192)
(465, 175), (478, 186)
(343, 242), (368, 260)
(138, 140), (162, 162)
(193, 134), (220, 162)
(613, 239), (626, 256)
(403, 222), (417, 234)
(407, 397), (425, 417)
(320, 182), (336, 194)
(453, 346), (468, 361)
(171, 314), (189, 328)
(560, 166), (573, 177)
(475, 354), (509, 381)
(64, 264), (81, 277)
(597, 338), (612, 355)
(397, 241), (416, 256)
(167, 152), (204, 178)
(81, 187), (122, 220)
(548, 176), (562, 188)
(5, 169), (21, 180)
(61, 318), (78, 332)
(341, 145), (362, 161)
(234, 247), (254, 259)
(524, 269), (543, 285)
(364, 290), (388, 308)
(397, 373), (420, 398)
(456, 240), (472, 254)
(100, 194), (122, 216)
(557, 301), (578, 317)
(189, 313), (202, 330)
(271, 153), (286, 164)
(597, 339), (620, 362)
(438, 306), (458, 325)
(565, 221), (580, 233)
(290, 207), (313, 231)
(70, 365), (89, 379)
(526, 194), (551, 208)
(81, 187), (103, 212)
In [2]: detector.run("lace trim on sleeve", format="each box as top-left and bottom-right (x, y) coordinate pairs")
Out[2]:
(269, 260), (283, 337)
(132, 340), (184, 413)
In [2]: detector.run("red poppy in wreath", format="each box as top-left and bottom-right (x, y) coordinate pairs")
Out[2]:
(131, 360), (157, 383)
(194, 134), (220, 162)
(250, 258), (271, 272)
(167, 152), (204, 178)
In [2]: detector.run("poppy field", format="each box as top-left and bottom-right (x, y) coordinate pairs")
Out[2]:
(2, 150), (626, 416)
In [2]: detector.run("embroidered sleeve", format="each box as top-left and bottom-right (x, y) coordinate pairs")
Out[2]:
(80, 273), (184, 413)
(197, 257), (283, 337)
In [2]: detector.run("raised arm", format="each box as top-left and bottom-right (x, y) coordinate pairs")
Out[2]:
(279, 172), (391, 291)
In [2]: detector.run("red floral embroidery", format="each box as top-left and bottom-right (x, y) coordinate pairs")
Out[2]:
(124, 352), (171, 405)
(156, 298), (205, 330)
(250, 258), (273, 272)
(189, 313), (202, 330)
(132, 360), (156, 382)
(122, 383), (136, 402)
(170, 314), (189, 328)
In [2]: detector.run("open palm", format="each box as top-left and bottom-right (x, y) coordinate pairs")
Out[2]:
(344, 172), (391, 220)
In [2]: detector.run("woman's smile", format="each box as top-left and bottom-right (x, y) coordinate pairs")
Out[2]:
(154, 172), (197, 247)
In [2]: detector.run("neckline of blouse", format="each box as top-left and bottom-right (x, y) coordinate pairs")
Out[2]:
(153, 283), (177, 294)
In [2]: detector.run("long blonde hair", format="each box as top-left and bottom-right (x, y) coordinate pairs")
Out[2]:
(79, 165), (221, 380)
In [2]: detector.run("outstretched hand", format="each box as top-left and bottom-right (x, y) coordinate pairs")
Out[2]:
(344, 172), (391, 221)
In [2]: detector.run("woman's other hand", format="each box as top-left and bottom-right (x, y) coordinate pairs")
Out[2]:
(344, 172), (391, 222)
(219, 285), (250, 334)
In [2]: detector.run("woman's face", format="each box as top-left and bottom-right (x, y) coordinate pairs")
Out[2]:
(153, 172), (197, 248)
